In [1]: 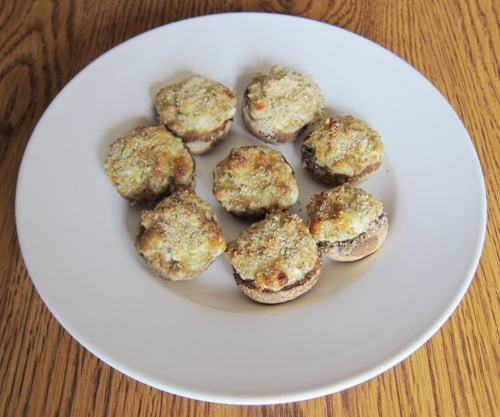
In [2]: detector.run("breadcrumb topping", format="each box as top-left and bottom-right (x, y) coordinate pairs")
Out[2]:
(213, 145), (299, 216)
(246, 65), (325, 135)
(135, 188), (226, 281)
(307, 184), (384, 242)
(104, 125), (195, 204)
(155, 75), (237, 137)
(303, 115), (384, 177)
(226, 210), (318, 292)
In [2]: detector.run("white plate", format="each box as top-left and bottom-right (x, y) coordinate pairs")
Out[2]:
(16, 13), (487, 405)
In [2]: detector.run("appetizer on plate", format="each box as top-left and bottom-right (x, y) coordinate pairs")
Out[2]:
(212, 145), (299, 218)
(104, 125), (196, 205)
(226, 209), (323, 304)
(307, 183), (388, 261)
(242, 65), (325, 144)
(135, 187), (226, 281)
(155, 75), (237, 154)
(302, 115), (384, 186)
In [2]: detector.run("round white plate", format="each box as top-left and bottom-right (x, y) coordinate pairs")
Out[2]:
(16, 13), (487, 405)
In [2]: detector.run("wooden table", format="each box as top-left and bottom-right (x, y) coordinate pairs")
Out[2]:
(1, 1), (499, 416)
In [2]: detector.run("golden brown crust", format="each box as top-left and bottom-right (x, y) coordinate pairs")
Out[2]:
(225, 209), (322, 303)
(213, 145), (299, 219)
(241, 65), (325, 145)
(155, 75), (237, 154)
(306, 184), (388, 262)
(233, 254), (323, 304)
(104, 125), (196, 205)
(242, 94), (304, 144)
(301, 115), (384, 186)
(134, 187), (226, 280)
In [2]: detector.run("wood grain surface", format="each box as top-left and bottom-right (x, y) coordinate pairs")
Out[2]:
(1, 0), (499, 416)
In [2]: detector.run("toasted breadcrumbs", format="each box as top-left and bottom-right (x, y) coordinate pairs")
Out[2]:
(246, 65), (325, 136)
(303, 115), (384, 177)
(213, 145), (299, 216)
(104, 125), (195, 204)
(135, 188), (226, 281)
(307, 184), (384, 243)
(226, 210), (318, 292)
(155, 75), (237, 137)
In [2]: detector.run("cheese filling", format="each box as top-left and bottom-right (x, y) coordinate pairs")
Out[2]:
(246, 65), (325, 135)
(104, 125), (195, 203)
(304, 115), (384, 176)
(213, 146), (299, 213)
(137, 189), (226, 281)
(155, 75), (237, 136)
(226, 211), (318, 292)
(307, 184), (384, 243)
